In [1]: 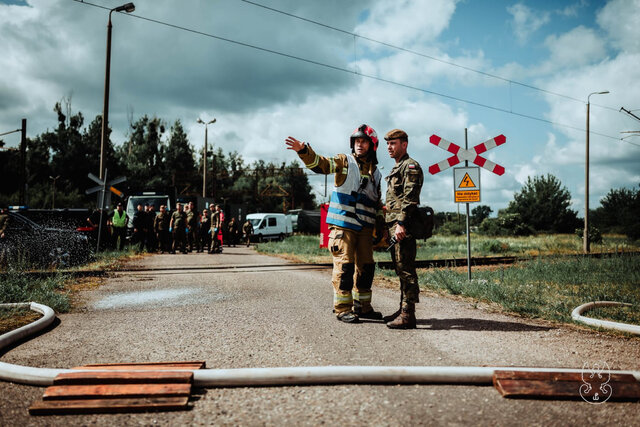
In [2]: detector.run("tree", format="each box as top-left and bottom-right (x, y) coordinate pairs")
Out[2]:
(119, 115), (167, 190)
(592, 184), (640, 239)
(506, 174), (579, 233)
(471, 205), (492, 226)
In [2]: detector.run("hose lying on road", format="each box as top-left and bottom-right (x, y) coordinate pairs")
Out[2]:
(571, 301), (640, 336)
(1, 302), (639, 387)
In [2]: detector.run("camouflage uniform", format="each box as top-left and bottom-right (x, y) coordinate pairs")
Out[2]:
(186, 208), (200, 252)
(170, 209), (187, 254)
(297, 143), (384, 318)
(154, 210), (170, 253)
(209, 209), (223, 253)
(385, 154), (424, 304)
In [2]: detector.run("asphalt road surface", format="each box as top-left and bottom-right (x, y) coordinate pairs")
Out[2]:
(1, 247), (639, 426)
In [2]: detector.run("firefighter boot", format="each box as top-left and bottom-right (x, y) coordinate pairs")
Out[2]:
(353, 300), (383, 320)
(337, 311), (360, 323)
(386, 303), (416, 329)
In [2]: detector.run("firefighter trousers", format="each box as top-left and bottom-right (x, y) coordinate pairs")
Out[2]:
(328, 226), (376, 315)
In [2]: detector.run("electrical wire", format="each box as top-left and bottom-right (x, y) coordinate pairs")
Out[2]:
(71, 0), (636, 147)
(238, 0), (620, 112)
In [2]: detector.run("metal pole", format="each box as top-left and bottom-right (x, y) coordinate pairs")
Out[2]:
(203, 125), (207, 197)
(465, 128), (471, 280)
(584, 101), (590, 254)
(19, 119), (27, 205)
(99, 13), (113, 181)
(97, 169), (108, 252)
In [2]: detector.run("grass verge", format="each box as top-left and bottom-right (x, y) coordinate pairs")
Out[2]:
(378, 254), (640, 327)
(0, 248), (139, 334)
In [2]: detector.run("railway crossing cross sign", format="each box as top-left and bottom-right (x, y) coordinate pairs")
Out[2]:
(428, 134), (506, 175)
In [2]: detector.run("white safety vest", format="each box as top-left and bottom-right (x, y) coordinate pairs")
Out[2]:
(326, 155), (381, 231)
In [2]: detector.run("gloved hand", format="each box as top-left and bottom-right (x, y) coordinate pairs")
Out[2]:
(214, 228), (218, 233)
(169, 227), (173, 232)
(185, 228), (189, 234)
(208, 229), (211, 234)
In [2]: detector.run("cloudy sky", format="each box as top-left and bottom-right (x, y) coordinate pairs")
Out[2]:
(1, 0), (639, 215)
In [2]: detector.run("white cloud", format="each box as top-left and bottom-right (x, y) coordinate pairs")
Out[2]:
(354, 0), (457, 48)
(539, 26), (607, 73)
(507, 3), (550, 44)
(597, 0), (640, 53)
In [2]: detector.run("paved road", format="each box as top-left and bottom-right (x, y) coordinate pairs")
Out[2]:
(1, 247), (639, 426)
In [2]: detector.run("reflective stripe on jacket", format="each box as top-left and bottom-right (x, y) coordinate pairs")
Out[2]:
(327, 155), (381, 231)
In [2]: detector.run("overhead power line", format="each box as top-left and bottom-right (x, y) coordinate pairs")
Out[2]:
(72, 0), (635, 147)
(238, 0), (620, 113)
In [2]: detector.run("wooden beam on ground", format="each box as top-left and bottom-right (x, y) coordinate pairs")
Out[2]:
(29, 397), (189, 415)
(494, 370), (640, 400)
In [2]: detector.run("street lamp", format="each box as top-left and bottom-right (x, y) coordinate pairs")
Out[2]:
(99, 2), (135, 181)
(49, 175), (60, 209)
(584, 90), (609, 253)
(197, 118), (217, 197)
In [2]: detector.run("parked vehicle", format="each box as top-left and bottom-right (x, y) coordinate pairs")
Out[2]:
(125, 193), (172, 234)
(246, 213), (292, 242)
(0, 211), (92, 268)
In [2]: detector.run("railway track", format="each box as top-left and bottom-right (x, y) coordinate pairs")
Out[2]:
(6, 250), (638, 278)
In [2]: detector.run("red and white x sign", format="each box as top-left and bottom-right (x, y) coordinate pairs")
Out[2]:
(428, 134), (506, 175)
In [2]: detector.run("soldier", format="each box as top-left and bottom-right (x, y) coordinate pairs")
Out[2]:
(170, 203), (187, 254)
(146, 204), (157, 252)
(209, 204), (223, 254)
(186, 201), (200, 252)
(154, 205), (171, 253)
(227, 217), (239, 247)
(132, 204), (147, 252)
(383, 129), (424, 329)
(108, 203), (128, 251)
(242, 218), (254, 247)
(286, 124), (385, 323)
(199, 208), (211, 253)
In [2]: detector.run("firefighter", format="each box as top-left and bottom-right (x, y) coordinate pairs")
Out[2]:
(286, 124), (385, 323)
(383, 129), (424, 329)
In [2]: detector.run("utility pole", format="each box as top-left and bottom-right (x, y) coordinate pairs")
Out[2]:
(20, 118), (27, 206)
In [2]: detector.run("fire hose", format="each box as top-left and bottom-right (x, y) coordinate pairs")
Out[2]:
(1, 302), (639, 387)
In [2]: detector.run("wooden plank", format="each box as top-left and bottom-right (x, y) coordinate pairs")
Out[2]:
(73, 361), (206, 370)
(29, 396), (189, 415)
(495, 379), (640, 400)
(54, 371), (193, 385)
(43, 383), (191, 400)
(494, 370), (638, 383)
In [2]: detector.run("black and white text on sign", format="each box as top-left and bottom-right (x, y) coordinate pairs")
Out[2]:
(428, 134), (506, 175)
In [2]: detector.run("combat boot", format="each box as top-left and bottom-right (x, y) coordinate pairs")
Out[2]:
(383, 293), (404, 322)
(386, 303), (416, 329)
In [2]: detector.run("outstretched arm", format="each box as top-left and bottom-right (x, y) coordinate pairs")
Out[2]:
(285, 136), (305, 152)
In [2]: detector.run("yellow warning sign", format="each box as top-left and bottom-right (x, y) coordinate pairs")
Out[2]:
(459, 173), (476, 188)
(455, 190), (480, 203)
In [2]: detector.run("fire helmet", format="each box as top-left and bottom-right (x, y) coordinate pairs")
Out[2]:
(350, 124), (378, 152)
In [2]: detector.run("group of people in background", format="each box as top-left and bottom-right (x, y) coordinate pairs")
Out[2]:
(87, 201), (254, 254)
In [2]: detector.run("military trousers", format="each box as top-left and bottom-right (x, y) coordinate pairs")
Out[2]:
(327, 226), (376, 315)
(389, 224), (420, 304)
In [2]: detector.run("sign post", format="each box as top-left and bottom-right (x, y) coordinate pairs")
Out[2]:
(428, 129), (506, 280)
(86, 171), (127, 252)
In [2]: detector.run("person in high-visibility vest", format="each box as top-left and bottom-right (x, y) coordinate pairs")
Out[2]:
(286, 124), (385, 323)
(109, 203), (129, 251)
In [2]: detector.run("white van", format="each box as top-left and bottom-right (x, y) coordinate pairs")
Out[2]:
(246, 213), (292, 242)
